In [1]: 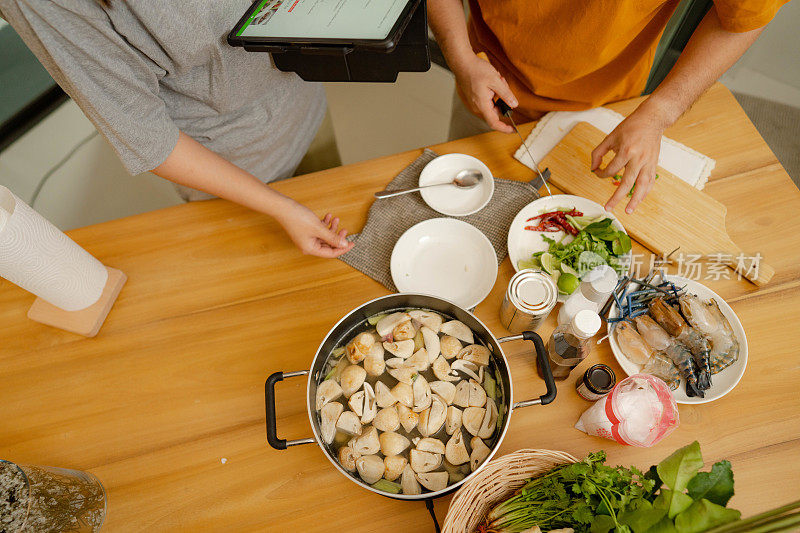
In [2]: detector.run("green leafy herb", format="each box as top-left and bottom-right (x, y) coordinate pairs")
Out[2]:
(686, 460), (734, 506)
(673, 499), (740, 533)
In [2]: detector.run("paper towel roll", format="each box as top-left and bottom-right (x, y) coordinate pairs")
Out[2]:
(0, 186), (108, 311)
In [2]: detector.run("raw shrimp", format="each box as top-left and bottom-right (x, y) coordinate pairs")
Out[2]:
(642, 353), (681, 391)
(614, 321), (652, 365)
(680, 295), (739, 374)
(635, 314), (702, 397)
(649, 297), (711, 391)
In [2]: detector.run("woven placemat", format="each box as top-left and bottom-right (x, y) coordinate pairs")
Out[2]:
(339, 149), (540, 291)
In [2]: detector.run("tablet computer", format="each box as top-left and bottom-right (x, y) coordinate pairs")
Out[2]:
(228, 0), (419, 52)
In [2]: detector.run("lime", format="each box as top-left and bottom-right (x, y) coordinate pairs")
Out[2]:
(517, 259), (539, 270)
(557, 272), (580, 294)
(540, 252), (559, 275)
(561, 263), (580, 278)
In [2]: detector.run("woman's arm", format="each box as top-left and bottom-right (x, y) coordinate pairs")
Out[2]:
(153, 132), (354, 258)
(593, 6), (764, 213)
(428, 0), (517, 133)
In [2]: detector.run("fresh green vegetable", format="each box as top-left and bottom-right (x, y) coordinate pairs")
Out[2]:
(478, 442), (743, 533)
(519, 210), (631, 293)
(366, 313), (387, 326)
(483, 372), (497, 400)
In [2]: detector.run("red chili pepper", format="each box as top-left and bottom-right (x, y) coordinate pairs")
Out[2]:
(525, 209), (583, 235)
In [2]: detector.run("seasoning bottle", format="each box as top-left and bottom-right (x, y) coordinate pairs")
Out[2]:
(576, 364), (616, 401)
(539, 309), (601, 380)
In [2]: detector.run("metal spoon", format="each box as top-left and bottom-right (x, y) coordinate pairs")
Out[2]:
(374, 169), (483, 199)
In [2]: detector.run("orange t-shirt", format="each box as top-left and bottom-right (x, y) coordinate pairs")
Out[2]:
(467, 0), (788, 120)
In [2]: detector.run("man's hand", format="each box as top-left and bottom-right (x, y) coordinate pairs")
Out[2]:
(276, 201), (354, 258)
(591, 106), (667, 214)
(453, 55), (518, 133)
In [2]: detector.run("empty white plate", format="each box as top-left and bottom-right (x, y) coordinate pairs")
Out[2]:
(419, 154), (494, 216)
(391, 218), (498, 309)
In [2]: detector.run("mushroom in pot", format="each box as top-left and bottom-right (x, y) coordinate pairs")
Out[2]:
(416, 472), (448, 492)
(440, 320), (474, 344)
(410, 449), (442, 473)
(340, 365), (367, 397)
(336, 411), (362, 436)
(440, 335), (462, 359)
(470, 437), (491, 471)
(457, 344), (490, 366)
(462, 406), (486, 436)
(392, 320), (416, 341)
(421, 327), (440, 361)
(451, 360), (481, 381)
(350, 426), (380, 455)
(432, 356), (459, 382)
(415, 437), (445, 454)
(390, 382), (413, 408)
(356, 455), (385, 485)
(379, 431), (411, 456)
(363, 343), (385, 376)
(412, 374), (432, 412)
(445, 406), (462, 435)
(408, 310), (443, 332)
(385, 357), (405, 369)
(373, 406), (400, 432)
(320, 402), (344, 444)
(429, 381), (456, 405)
(376, 312), (410, 338)
(346, 332), (375, 364)
(361, 383), (377, 424)
(383, 340), (415, 359)
(401, 464), (421, 495)
(338, 444), (360, 472)
(478, 399), (498, 439)
(397, 404), (418, 433)
(383, 455), (407, 482)
(405, 348), (430, 372)
(316, 380), (342, 410)
(445, 431), (469, 466)
(418, 394), (447, 437)
(388, 367), (416, 385)
(375, 381), (396, 408)
(348, 390), (365, 417)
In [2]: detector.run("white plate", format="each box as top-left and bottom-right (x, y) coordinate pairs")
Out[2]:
(608, 275), (748, 404)
(391, 218), (498, 309)
(507, 194), (630, 301)
(419, 154), (494, 216)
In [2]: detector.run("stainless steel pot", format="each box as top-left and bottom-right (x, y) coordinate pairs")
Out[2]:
(264, 293), (556, 500)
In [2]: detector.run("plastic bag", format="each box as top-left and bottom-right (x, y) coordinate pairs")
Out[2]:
(575, 374), (679, 447)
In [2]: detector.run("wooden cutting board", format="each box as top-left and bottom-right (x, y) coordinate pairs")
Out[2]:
(538, 122), (774, 286)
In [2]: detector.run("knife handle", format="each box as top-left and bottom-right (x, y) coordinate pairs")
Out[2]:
(476, 52), (513, 118)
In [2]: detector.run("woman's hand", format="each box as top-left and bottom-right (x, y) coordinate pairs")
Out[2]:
(452, 55), (518, 133)
(591, 105), (668, 214)
(275, 199), (354, 258)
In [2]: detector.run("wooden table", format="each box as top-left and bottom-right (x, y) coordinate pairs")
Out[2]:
(2, 83), (799, 531)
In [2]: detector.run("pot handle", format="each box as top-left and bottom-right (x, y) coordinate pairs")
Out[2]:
(265, 370), (316, 450)
(498, 331), (557, 408)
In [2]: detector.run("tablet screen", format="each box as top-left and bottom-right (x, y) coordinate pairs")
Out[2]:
(235, 0), (411, 41)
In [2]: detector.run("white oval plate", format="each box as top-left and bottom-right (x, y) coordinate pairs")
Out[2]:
(507, 194), (630, 301)
(419, 154), (494, 217)
(608, 275), (748, 404)
(391, 218), (498, 309)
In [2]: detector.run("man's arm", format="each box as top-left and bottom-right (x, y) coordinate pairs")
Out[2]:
(428, 0), (517, 133)
(593, 6), (763, 213)
(153, 132), (353, 258)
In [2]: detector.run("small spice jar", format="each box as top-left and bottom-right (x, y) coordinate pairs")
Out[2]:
(576, 364), (616, 401)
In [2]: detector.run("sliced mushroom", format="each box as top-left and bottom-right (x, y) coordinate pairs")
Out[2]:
(462, 406), (486, 436)
(468, 379), (487, 407)
(320, 402), (344, 444)
(457, 344), (490, 366)
(401, 464), (421, 495)
(380, 431), (411, 456)
(432, 356), (459, 382)
(440, 335), (463, 359)
(339, 444), (360, 472)
(412, 375), (432, 413)
(397, 404), (419, 433)
(410, 449), (442, 473)
(375, 381), (396, 408)
(361, 382), (377, 424)
(453, 381), (470, 408)
(391, 382), (414, 408)
(416, 472), (448, 492)
(393, 320), (416, 341)
(384, 455), (407, 482)
(478, 399), (498, 439)
(340, 365), (367, 397)
(440, 320), (474, 344)
(416, 437), (446, 454)
(348, 390), (365, 417)
(376, 312), (411, 338)
(421, 327), (440, 361)
(316, 380), (343, 410)
(356, 455), (385, 485)
(373, 406), (400, 432)
(405, 348), (430, 372)
(429, 381), (456, 405)
(445, 431), (469, 465)
(451, 360), (481, 381)
(445, 406), (463, 435)
(470, 437), (491, 471)
(408, 310), (443, 332)
(385, 357), (406, 369)
(336, 410), (362, 436)
(346, 332), (375, 364)
(351, 426), (380, 455)
(363, 343), (385, 377)
(383, 340), (415, 359)
(419, 395), (447, 437)
(388, 367), (416, 385)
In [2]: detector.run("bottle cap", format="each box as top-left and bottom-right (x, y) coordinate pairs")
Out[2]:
(571, 309), (601, 338)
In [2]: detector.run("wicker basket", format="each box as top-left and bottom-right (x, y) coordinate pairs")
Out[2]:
(442, 449), (579, 533)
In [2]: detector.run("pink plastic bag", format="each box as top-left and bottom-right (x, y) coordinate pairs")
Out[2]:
(575, 374), (679, 447)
